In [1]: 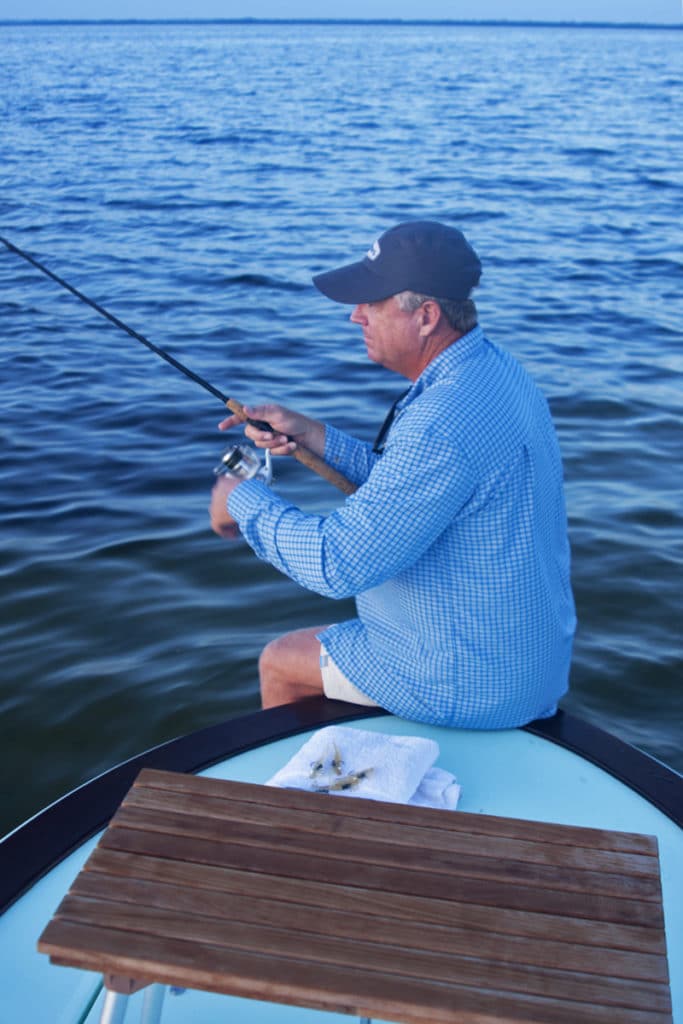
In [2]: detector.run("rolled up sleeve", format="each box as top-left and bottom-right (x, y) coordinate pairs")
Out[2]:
(227, 432), (476, 600)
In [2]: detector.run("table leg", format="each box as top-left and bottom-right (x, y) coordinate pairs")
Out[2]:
(140, 984), (165, 1024)
(99, 990), (129, 1024)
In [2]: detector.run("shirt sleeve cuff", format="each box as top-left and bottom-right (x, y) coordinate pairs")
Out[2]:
(324, 424), (376, 484)
(227, 477), (279, 521)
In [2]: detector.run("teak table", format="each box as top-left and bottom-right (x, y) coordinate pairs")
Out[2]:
(38, 768), (672, 1023)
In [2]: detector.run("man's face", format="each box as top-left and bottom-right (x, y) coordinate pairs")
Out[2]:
(350, 297), (421, 378)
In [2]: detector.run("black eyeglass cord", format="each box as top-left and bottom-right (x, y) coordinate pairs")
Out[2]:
(372, 389), (410, 454)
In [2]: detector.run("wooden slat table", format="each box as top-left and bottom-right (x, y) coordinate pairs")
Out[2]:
(38, 768), (672, 1024)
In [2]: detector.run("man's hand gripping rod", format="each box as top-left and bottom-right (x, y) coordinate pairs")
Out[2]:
(223, 398), (356, 494)
(0, 236), (357, 496)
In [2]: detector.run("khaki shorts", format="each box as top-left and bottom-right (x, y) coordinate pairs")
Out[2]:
(319, 644), (380, 707)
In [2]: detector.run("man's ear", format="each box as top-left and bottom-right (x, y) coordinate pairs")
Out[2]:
(418, 300), (442, 336)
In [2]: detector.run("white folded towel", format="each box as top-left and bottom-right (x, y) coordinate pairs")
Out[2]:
(410, 766), (462, 810)
(267, 725), (460, 810)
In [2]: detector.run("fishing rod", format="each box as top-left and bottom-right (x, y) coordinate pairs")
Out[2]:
(0, 236), (356, 495)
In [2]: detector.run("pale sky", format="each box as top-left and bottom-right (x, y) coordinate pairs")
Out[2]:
(1, 0), (681, 22)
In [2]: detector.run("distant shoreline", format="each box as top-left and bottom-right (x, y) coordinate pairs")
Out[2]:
(2, 18), (681, 30)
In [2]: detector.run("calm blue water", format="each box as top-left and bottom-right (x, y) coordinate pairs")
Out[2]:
(1, 21), (681, 835)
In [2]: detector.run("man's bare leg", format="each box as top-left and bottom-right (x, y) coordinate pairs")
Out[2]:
(259, 625), (328, 709)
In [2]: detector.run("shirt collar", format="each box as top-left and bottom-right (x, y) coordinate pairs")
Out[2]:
(400, 325), (486, 406)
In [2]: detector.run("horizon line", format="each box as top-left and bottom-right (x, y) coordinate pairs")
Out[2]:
(2, 17), (681, 28)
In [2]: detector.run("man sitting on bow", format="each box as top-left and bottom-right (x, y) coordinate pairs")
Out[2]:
(210, 220), (576, 727)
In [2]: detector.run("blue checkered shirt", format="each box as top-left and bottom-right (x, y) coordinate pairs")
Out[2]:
(229, 326), (575, 728)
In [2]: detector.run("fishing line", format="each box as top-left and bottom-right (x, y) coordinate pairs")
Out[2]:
(1, 234), (231, 404)
(0, 236), (356, 494)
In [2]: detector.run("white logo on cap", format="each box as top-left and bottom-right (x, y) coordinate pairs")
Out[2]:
(366, 240), (381, 261)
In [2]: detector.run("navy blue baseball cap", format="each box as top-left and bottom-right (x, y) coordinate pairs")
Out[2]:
(313, 221), (481, 304)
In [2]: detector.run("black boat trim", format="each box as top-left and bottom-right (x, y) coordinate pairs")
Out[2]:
(1, 701), (680, 915)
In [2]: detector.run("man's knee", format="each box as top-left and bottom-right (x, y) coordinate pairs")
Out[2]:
(258, 635), (287, 686)
(257, 628), (325, 708)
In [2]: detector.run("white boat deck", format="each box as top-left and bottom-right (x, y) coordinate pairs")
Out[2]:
(1, 715), (680, 1023)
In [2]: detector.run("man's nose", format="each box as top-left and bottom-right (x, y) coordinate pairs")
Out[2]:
(350, 304), (367, 324)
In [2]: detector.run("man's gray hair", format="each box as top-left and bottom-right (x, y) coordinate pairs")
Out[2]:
(396, 290), (478, 335)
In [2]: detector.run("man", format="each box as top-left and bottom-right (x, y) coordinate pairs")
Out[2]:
(210, 221), (576, 727)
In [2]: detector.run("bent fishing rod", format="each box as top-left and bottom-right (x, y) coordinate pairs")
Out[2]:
(0, 235), (356, 495)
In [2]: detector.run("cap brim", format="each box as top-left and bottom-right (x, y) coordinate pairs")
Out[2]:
(313, 260), (394, 304)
